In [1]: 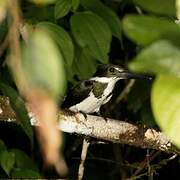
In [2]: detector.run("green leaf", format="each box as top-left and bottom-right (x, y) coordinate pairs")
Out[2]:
(0, 83), (33, 144)
(152, 75), (180, 147)
(73, 47), (98, 80)
(37, 22), (74, 67)
(123, 15), (180, 46)
(0, 150), (15, 175)
(11, 168), (41, 178)
(81, 0), (122, 41)
(129, 40), (180, 77)
(133, 0), (176, 17)
(10, 149), (38, 171)
(55, 0), (72, 19)
(72, 0), (80, 11)
(22, 29), (66, 98)
(70, 11), (112, 62)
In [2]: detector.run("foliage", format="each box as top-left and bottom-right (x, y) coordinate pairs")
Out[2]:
(0, 0), (180, 179)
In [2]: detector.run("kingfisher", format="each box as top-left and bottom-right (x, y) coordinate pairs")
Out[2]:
(62, 64), (151, 114)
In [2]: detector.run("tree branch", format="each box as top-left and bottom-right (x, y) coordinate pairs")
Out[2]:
(0, 96), (179, 155)
(58, 111), (180, 155)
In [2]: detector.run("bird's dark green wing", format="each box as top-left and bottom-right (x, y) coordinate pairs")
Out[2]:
(62, 81), (93, 108)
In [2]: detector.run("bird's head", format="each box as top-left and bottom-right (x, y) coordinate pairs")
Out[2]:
(94, 64), (152, 80)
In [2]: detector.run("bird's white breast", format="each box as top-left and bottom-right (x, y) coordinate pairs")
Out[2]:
(69, 91), (102, 113)
(69, 77), (120, 113)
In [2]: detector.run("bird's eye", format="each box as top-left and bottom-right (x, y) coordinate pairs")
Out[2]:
(84, 80), (93, 87)
(109, 67), (115, 73)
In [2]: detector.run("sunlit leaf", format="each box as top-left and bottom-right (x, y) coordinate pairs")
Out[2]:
(0, 150), (15, 175)
(81, 0), (122, 41)
(0, 83), (33, 144)
(71, 11), (112, 62)
(55, 0), (72, 19)
(37, 22), (74, 67)
(22, 29), (66, 98)
(129, 40), (180, 77)
(123, 15), (180, 46)
(133, 0), (176, 16)
(152, 75), (180, 147)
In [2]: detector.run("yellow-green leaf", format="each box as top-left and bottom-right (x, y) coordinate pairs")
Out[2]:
(152, 75), (180, 147)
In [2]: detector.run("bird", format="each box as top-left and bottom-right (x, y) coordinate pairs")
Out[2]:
(62, 64), (151, 114)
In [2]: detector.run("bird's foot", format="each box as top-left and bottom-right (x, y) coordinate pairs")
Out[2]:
(95, 111), (108, 122)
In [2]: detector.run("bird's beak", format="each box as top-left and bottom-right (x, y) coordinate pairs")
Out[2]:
(119, 71), (152, 80)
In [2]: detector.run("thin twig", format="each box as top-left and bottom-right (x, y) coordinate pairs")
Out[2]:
(78, 139), (90, 180)
(132, 151), (161, 177)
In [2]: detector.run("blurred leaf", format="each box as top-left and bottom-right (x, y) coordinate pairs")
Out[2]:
(81, 0), (122, 41)
(73, 47), (98, 80)
(72, 0), (80, 11)
(22, 29), (66, 98)
(0, 150), (15, 175)
(177, 0), (180, 19)
(55, 0), (72, 19)
(70, 11), (112, 62)
(0, 83), (33, 144)
(123, 15), (180, 46)
(0, 140), (6, 152)
(11, 168), (41, 178)
(133, 0), (176, 17)
(129, 40), (180, 77)
(28, 0), (56, 4)
(37, 22), (74, 67)
(10, 149), (38, 171)
(152, 75), (180, 147)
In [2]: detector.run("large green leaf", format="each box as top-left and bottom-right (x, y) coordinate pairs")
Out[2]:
(55, 0), (72, 19)
(70, 11), (112, 62)
(123, 15), (180, 46)
(37, 22), (74, 67)
(81, 0), (122, 41)
(10, 149), (38, 171)
(129, 40), (180, 77)
(0, 83), (33, 144)
(73, 47), (98, 80)
(22, 29), (66, 97)
(0, 150), (15, 175)
(152, 75), (180, 147)
(133, 0), (176, 17)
